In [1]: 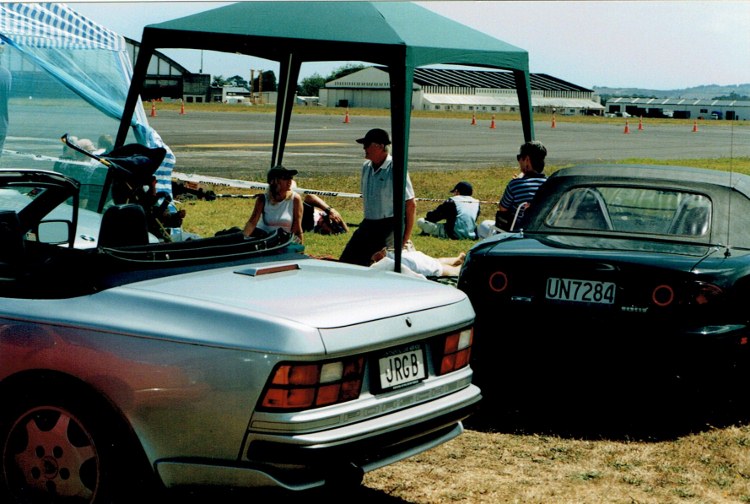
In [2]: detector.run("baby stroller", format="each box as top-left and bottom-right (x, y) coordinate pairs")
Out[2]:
(61, 134), (184, 242)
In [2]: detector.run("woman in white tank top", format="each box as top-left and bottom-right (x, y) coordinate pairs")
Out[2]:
(242, 165), (304, 243)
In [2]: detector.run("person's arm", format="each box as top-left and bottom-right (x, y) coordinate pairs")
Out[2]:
(291, 193), (304, 243)
(425, 199), (455, 223)
(303, 193), (344, 226)
(242, 195), (265, 237)
(403, 197), (416, 243)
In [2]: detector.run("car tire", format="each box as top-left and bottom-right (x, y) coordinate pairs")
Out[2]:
(0, 382), (150, 504)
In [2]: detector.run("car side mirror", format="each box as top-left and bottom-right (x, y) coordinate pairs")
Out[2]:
(37, 220), (72, 245)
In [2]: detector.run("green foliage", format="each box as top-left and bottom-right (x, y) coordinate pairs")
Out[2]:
(712, 92), (750, 100)
(211, 74), (228, 87)
(326, 63), (367, 81)
(255, 70), (277, 92)
(226, 74), (248, 88)
(298, 73), (326, 97)
(297, 64), (367, 97)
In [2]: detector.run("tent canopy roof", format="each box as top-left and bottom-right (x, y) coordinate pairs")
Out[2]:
(142, 1), (528, 71)
(119, 1), (534, 270)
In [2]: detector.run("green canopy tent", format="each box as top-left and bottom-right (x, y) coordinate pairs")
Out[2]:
(116, 1), (534, 268)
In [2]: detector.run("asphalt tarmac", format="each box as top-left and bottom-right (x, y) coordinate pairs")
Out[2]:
(146, 111), (750, 177)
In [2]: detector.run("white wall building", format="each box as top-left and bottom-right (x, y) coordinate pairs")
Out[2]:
(605, 97), (749, 121)
(319, 67), (603, 115)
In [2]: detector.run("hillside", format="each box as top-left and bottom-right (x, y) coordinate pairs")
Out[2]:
(593, 83), (750, 100)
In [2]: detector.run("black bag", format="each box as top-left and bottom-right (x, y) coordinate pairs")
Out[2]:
(494, 210), (511, 232)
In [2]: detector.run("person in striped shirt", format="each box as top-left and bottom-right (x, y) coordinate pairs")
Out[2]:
(478, 141), (548, 238)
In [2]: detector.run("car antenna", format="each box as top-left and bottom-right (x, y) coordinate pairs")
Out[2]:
(724, 119), (737, 258)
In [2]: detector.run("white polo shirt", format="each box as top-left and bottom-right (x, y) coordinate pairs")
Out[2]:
(361, 155), (415, 220)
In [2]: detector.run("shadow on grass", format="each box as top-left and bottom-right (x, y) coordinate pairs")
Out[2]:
(164, 484), (413, 504)
(465, 365), (750, 442)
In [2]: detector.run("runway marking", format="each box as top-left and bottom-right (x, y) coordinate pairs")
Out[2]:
(178, 142), (347, 148)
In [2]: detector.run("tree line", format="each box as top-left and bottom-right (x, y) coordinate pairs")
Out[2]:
(211, 64), (366, 97)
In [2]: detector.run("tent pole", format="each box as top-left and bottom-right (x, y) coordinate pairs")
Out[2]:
(116, 42), (152, 148)
(389, 56), (415, 274)
(272, 53), (301, 168)
(514, 69), (535, 142)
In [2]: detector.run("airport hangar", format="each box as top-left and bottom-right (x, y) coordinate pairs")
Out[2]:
(124, 38), (602, 116)
(605, 96), (750, 121)
(319, 66), (603, 115)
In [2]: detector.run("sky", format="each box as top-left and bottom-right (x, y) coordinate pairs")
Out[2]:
(70, 0), (750, 91)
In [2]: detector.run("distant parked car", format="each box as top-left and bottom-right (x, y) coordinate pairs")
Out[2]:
(0, 167), (481, 502)
(458, 164), (750, 393)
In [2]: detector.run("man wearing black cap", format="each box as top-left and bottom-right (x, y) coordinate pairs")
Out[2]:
(339, 128), (416, 266)
(416, 181), (480, 240)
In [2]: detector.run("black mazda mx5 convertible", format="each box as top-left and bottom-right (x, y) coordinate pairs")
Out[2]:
(459, 164), (750, 397)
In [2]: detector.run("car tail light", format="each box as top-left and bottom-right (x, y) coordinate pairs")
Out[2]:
(489, 271), (509, 292)
(259, 357), (364, 411)
(438, 328), (473, 375)
(691, 281), (723, 305)
(651, 284), (675, 307)
(650, 281), (724, 308)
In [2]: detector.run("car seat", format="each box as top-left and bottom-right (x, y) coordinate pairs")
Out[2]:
(0, 210), (24, 263)
(98, 204), (149, 248)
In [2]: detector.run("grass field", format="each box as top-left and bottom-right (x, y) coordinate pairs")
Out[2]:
(179, 156), (750, 261)
(174, 155), (750, 503)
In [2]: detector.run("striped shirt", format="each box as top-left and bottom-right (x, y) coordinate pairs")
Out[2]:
(499, 174), (547, 223)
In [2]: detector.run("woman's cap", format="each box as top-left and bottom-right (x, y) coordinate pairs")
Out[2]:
(267, 165), (298, 182)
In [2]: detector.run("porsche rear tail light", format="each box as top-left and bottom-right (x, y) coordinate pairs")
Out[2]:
(438, 328), (473, 375)
(259, 357), (364, 411)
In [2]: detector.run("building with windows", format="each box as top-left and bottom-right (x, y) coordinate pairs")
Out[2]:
(319, 66), (604, 115)
(605, 96), (749, 120)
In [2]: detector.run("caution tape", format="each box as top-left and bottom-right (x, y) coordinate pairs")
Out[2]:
(172, 171), (497, 204)
(172, 171), (363, 199)
(1, 148), (100, 167)
(0, 154), (496, 205)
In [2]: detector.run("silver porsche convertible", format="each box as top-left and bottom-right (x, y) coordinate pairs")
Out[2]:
(0, 167), (480, 503)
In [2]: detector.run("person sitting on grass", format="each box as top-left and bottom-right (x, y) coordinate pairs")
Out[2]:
(243, 165), (303, 243)
(417, 180), (480, 240)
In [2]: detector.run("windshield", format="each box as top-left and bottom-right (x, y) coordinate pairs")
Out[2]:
(544, 186), (712, 237)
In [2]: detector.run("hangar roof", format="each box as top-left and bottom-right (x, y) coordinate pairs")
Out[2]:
(607, 96), (750, 107)
(413, 68), (592, 93)
(422, 93), (604, 110)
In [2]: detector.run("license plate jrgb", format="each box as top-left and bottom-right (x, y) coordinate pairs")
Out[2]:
(378, 344), (426, 390)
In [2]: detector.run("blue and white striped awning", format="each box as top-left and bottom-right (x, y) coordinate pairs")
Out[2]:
(0, 3), (125, 51)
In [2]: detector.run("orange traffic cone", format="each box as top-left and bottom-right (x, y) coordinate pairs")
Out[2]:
(343, 108), (350, 124)
(623, 120), (630, 134)
(551, 114), (557, 129)
(692, 120), (698, 132)
(150, 101), (156, 117)
(638, 116), (643, 131)
(180, 99), (185, 115)
(471, 113), (477, 126)
(489, 115), (496, 129)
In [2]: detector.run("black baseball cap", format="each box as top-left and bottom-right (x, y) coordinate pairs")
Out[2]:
(451, 181), (473, 196)
(356, 128), (391, 146)
(267, 165), (298, 182)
